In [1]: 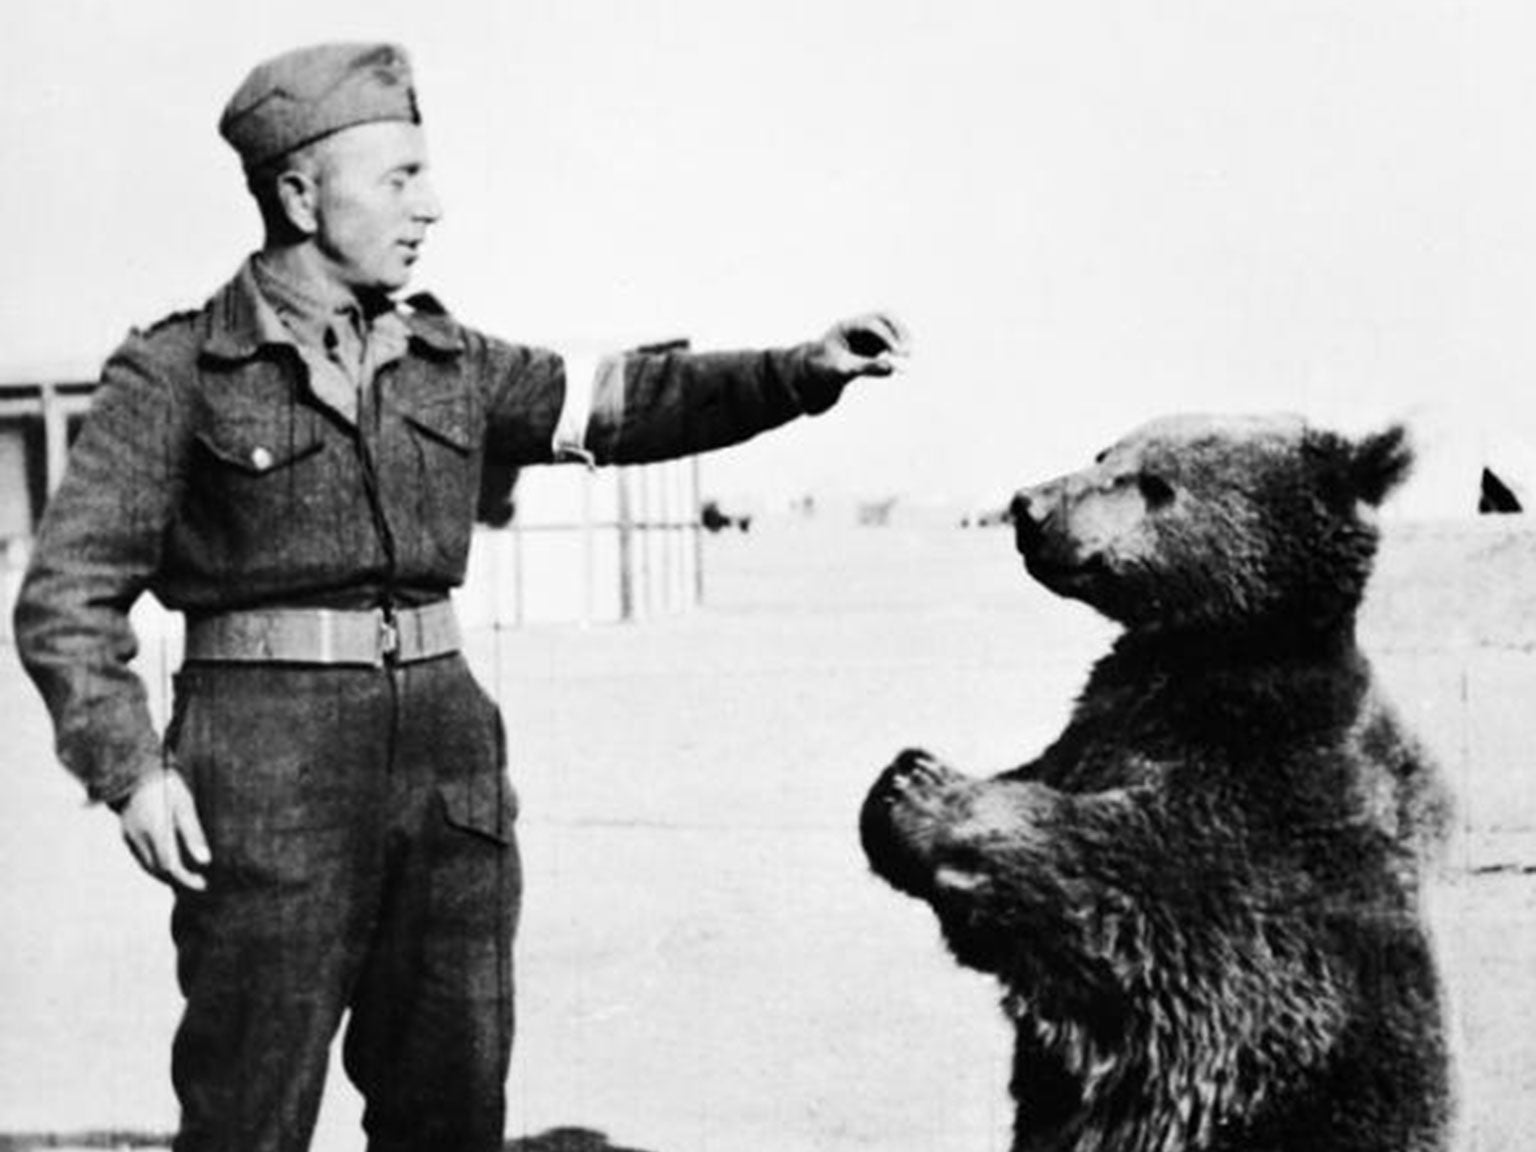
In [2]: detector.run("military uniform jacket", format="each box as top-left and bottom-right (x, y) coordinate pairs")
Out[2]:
(14, 261), (847, 805)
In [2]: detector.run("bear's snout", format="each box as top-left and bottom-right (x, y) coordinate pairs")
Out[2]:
(1010, 487), (1049, 556)
(1012, 477), (1125, 599)
(1012, 482), (1083, 579)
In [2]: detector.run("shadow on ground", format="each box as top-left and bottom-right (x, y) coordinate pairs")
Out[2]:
(0, 1136), (172, 1150)
(0, 1127), (655, 1152)
(506, 1127), (656, 1152)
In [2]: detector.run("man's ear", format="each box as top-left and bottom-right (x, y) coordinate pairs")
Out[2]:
(274, 169), (320, 237)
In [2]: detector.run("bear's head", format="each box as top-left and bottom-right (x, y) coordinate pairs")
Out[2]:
(1009, 415), (1412, 636)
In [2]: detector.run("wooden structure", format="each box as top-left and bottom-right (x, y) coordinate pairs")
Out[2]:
(0, 378), (95, 541)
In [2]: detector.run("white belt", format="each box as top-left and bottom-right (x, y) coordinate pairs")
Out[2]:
(184, 602), (460, 667)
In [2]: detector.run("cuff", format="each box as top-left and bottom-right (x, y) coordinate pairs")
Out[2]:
(93, 751), (168, 812)
(787, 342), (848, 416)
(552, 350), (624, 467)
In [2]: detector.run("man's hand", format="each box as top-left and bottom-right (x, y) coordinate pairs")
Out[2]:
(810, 312), (912, 380)
(116, 768), (211, 891)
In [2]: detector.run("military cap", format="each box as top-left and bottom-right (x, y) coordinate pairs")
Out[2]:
(219, 42), (421, 169)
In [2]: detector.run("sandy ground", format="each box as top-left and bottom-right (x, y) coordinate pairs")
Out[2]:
(1, 517), (1534, 1151)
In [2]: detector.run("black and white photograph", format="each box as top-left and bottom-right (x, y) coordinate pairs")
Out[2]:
(2, 3), (1533, 1150)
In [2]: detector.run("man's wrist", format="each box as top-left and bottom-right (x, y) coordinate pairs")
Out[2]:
(104, 782), (143, 815)
(791, 342), (849, 415)
(96, 758), (170, 813)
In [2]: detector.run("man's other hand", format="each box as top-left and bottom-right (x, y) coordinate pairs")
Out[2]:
(811, 312), (912, 380)
(116, 768), (212, 891)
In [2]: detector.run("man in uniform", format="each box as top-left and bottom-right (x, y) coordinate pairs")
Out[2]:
(14, 42), (908, 1152)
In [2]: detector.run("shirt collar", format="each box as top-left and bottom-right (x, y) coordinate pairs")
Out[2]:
(199, 256), (464, 362)
(249, 253), (363, 352)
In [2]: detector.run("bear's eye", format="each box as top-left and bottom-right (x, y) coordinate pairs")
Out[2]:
(1138, 473), (1175, 509)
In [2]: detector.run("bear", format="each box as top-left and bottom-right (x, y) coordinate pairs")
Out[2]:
(860, 415), (1453, 1152)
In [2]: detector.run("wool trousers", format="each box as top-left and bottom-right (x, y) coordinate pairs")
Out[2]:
(164, 654), (521, 1152)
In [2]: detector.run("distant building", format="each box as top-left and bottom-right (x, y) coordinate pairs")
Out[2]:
(0, 376), (94, 542)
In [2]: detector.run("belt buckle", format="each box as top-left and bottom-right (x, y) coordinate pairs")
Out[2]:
(379, 608), (400, 663)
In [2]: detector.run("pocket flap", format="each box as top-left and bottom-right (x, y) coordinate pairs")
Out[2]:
(400, 395), (474, 453)
(439, 775), (518, 845)
(195, 425), (325, 474)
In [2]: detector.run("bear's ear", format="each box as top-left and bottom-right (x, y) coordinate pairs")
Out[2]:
(1349, 424), (1414, 507)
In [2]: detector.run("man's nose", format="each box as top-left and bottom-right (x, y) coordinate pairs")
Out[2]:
(414, 178), (444, 223)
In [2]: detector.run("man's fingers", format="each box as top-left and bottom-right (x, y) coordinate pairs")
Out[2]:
(152, 821), (206, 891)
(122, 828), (161, 880)
(866, 312), (911, 356)
(123, 825), (188, 887)
(179, 823), (212, 870)
(171, 778), (212, 869)
(163, 850), (208, 892)
(118, 770), (210, 890)
(812, 311), (910, 380)
(836, 312), (910, 366)
(841, 323), (893, 359)
(165, 779), (210, 890)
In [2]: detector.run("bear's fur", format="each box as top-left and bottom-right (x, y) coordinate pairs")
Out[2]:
(860, 415), (1453, 1152)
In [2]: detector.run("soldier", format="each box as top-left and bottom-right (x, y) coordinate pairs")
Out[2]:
(13, 42), (908, 1152)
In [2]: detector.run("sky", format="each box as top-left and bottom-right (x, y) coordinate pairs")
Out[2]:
(6, 0), (1536, 511)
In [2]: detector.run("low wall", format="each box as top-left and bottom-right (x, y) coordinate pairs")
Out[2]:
(1362, 517), (1536, 870)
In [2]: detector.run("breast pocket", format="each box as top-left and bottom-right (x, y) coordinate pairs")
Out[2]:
(196, 422), (325, 476)
(186, 411), (331, 582)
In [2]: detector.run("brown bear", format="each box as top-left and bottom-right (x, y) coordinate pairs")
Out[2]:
(860, 415), (1453, 1152)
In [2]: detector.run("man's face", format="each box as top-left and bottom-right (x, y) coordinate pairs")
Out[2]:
(307, 120), (442, 295)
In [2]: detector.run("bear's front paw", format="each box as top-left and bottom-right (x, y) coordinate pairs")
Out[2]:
(860, 748), (971, 897)
(881, 747), (963, 806)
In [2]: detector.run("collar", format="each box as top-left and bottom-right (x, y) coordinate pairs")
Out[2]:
(199, 257), (465, 362)
(396, 292), (466, 356)
(249, 253), (362, 352)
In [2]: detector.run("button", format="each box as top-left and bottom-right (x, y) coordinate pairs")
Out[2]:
(250, 446), (273, 471)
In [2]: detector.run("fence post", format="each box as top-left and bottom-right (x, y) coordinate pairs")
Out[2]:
(616, 469), (634, 621)
(39, 381), (70, 495)
(581, 467), (595, 625)
(691, 457), (704, 606)
(637, 467), (652, 619)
